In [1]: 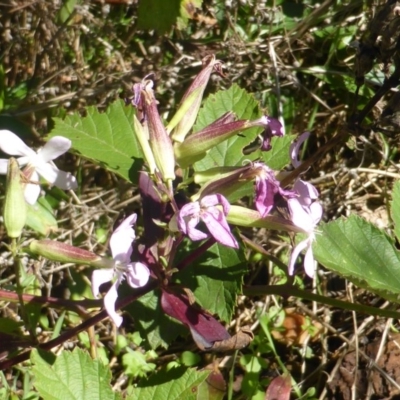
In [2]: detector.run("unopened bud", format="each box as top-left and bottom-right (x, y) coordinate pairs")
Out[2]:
(171, 55), (222, 143)
(4, 158), (27, 238)
(29, 240), (110, 266)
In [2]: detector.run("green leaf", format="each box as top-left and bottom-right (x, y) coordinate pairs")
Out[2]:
(126, 290), (187, 349)
(193, 84), (262, 171)
(313, 215), (400, 302)
(26, 199), (58, 235)
(391, 181), (400, 242)
(49, 100), (143, 184)
(126, 367), (209, 400)
(31, 348), (121, 400)
(260, 134), (295, 170)
(137, 0), (181, 33)
(175, 242), (247, 322)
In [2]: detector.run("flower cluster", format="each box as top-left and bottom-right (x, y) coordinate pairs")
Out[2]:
(13, 54), (323, 332)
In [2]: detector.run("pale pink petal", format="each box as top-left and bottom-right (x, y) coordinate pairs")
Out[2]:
(110, 214), (137, 263)
(38, 136), (72, 162)
(91, 268), (115, 298)
(201, 208), (238, 248)
(35, 162), (77, 190)
(0, 159), (9, 174)
(288, 239), (309, 275)
(0, 130), (35, 157)
(200, 194), (230, 215)
(303, 244), (315, 278)
(24, 170), (41, 205)
(287, 198), (314, 232)
(186, 214), (208, 241)
(294, 179), (319, 206)
(177, 202), (201, 235)
(310, 201), (323, 224)
(126, 262), (150, 288)
(104, 279), (123, 327)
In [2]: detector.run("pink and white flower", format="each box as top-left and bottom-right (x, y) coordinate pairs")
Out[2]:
(0, 129), (77, 204)
(92, 214), (150, 327)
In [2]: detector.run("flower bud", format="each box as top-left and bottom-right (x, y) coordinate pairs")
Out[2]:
(171, 55), (222, 143)
(29, 240), (111, 267)
(133, 113), (158, 175)
(141, 80), (176, 181)
(226, 205), (304, 233)
(4, 158), (27, 238)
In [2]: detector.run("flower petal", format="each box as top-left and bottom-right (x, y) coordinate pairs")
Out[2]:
(0, 130), (35, 157)
(35, 162), (77, 190)
(110, 214), (137, 263)
(288, 239), (310, 275)
(0, 159), (9, 174)
(37, 136), (72, 163)
(201, 193), (230, 215)
(201, 207), (238, 248)
(23, 170), (41, 205)
(177, 202), (201, 235)
(287, 198), (314, 232)
(303, 244), (316, 278)
(290, 132), (310, 168)
(91, 268), (115, 298)
(104, 279), (123, 327)
(126, 262), (150, 288)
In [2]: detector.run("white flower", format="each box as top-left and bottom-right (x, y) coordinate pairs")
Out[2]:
(0, 129), (78, 204)
(91, 214), (150, 327)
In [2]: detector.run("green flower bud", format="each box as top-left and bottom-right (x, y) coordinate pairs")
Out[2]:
(171, 55), (221, 143)
(227, 205), (304, 233)
(4, 158), (27, 238)
(29, 240), (112, 267)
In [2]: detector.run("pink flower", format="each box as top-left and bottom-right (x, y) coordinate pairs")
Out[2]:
(288, 190), (322, 278)
(253, 162), (295, 217)
(92, 214), (150, 327)
(0, 130), (77, 204)
(177, 194), (238, 248)
(290, 131), (310, 168)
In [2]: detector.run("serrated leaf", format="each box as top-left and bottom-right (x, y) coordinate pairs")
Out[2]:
(193, 84), (262, 171)
(137, 0), (181, 33)
(31, 348), (120, 400)
(391, 181), (400, 242)
(127, 367), (209, 400)
(175, 242), (247, 322)
(313, 215), (400, 302)
(49, 100), (143, 183)
(126, 289), (187, 349)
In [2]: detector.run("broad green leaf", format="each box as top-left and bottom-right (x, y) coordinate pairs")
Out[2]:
(31, 348), (121, 400)
(175, 242), (247, 322)
(137, 0), (181, 33)
(127, 367), (209, 400)
(391, 181), (400, 242)
(26, 199), (58, 235)
(193, 84), (262, 171)
(49, 100), (143, 184)
(126, 289), (187, 349)
(313, 215), (400, 302)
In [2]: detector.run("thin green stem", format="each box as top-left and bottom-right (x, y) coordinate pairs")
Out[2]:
(243, 285), (400, 319)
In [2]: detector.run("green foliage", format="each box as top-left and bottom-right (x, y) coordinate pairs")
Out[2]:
(137, 0), (181, 33)
(31, 348), (121, 400)
(49, 100), (143, 184)
(391, 181), (400, 241)
(314, 215), (400, 302)
(175, 242), (247, 322)
(126, 367), (209, 400)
